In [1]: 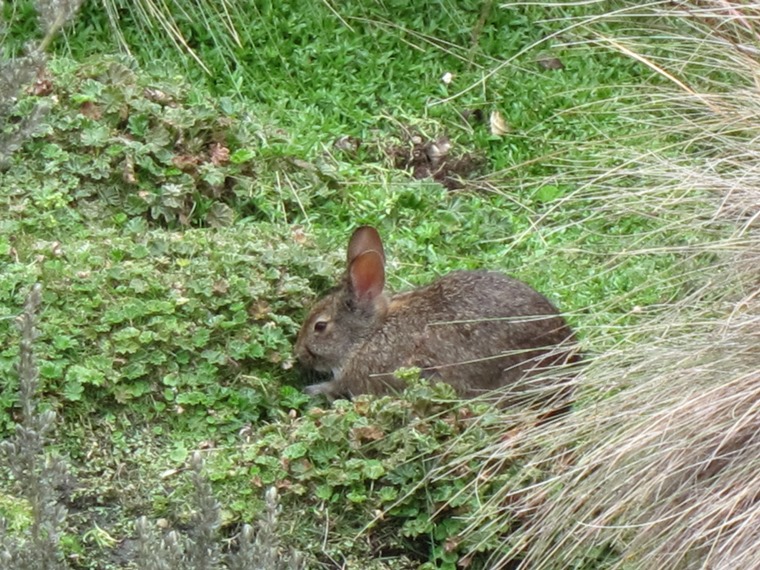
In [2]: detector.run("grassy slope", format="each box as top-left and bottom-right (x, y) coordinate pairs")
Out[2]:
(0, 1), (730, 568)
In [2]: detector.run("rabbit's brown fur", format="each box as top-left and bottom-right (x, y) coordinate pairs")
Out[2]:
(295, 227), (578, 402)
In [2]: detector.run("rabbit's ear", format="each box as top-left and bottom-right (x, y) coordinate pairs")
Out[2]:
(349, 250), (385, 302)
(347, 226), (385, 265)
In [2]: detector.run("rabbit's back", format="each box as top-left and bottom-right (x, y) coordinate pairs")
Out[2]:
(339, 270), (575, 398)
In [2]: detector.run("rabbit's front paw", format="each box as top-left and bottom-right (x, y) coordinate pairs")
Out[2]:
(304, 381), (338, 398)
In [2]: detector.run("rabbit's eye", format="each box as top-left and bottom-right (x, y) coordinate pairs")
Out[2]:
(314, 321), (328, 333)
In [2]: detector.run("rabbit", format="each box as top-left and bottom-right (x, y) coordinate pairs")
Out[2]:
(294, 226), (579, 405)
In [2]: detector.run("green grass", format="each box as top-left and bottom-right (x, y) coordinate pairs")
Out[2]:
(56, 0), (651, 176)
(0, 1), (736, 568)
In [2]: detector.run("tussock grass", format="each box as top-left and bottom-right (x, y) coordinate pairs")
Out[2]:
(432, 2), (760, 568)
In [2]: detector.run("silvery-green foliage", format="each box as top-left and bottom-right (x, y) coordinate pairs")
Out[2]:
(226, 487), (305, 570)
(34, 0), (84, 38)
(0, 285), (69, 570)
(135, 517), (186, 570)
(186, 452), (222, 569)
(0, 0), (82, 166)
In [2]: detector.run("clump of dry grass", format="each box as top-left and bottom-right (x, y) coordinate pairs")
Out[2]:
(432, 2), (760, 568)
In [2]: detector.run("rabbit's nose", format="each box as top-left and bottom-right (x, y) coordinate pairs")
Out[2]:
(296, 344), (316, 363)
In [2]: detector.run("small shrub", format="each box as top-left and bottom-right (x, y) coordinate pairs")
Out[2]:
(134, 453), (305, 570)
(0, 284), (70, 570)
(0, 0), (82, 166)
